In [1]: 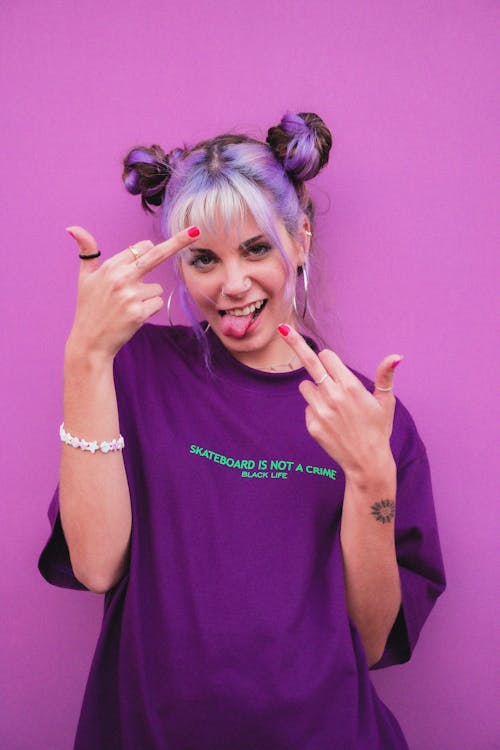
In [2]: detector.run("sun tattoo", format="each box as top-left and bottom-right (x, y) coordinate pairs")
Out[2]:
(370, 499), (396, 524)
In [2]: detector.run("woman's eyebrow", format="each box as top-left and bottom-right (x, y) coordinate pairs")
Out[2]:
(188, 246), (216, 255)
(239, 234), (265, 249)
(188, 235), (266, 254)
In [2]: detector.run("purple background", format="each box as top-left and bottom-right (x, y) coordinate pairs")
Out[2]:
(1, 2), (498, 748)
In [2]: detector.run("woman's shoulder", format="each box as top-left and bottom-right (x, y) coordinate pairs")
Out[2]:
(114, 323), (202, 374)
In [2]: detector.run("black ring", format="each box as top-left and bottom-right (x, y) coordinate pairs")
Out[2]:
(79, 251), (101, 260)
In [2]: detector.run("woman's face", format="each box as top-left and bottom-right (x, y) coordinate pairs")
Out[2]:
(179, 212), (308, 369)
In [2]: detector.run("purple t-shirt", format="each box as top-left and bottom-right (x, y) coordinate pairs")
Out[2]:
(39, 324), (445, 750)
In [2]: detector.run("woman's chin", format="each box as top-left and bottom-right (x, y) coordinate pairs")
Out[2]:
(215, 325), (292, 370)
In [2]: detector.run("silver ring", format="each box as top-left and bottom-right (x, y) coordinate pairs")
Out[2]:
(221, 289), (226, 297)
(128, 246), (140, 261)
(315, 373), (328, 385)
(375, 384), (393, 392)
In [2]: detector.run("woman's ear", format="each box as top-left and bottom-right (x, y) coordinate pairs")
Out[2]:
(297, 217), (312, 265)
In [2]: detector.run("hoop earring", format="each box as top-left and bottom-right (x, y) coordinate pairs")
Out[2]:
(292, 265), (309, 319)
(167, 288), (175, 327)
(166, 286), (211, 334)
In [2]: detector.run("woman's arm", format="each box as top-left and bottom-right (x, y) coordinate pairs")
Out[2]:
(60, 344), (132, 594)
(340, 461), (401, 666)
(278, 324), (403, 665)
(59, 225), (198, 592)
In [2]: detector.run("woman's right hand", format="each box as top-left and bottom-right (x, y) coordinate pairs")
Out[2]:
(65, 225), (199, 361)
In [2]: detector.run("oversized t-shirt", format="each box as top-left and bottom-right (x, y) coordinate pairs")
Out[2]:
(39, 324), (446, 750)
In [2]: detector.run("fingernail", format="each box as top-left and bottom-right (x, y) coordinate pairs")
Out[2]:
(278, 324), (291, 336)
(188, 226), (200, 238)
(391, 357), (403, 369)
(65, 228), (77, 240)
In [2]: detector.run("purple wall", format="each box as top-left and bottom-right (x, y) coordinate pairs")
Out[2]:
(1, 2), (498, 748)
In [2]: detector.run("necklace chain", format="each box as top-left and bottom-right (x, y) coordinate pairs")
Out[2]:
(262, 356), (299, 372)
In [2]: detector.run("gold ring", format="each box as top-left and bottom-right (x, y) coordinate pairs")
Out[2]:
(375, 384), (393, 392)
(315, 373), (328, 385)
(128, 246), (140, 260)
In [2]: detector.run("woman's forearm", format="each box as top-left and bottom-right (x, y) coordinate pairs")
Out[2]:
(340, 457), (401, 666)
(59, 341), (132, 593)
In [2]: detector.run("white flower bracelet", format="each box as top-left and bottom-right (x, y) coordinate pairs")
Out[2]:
(60, 423), (125, 454)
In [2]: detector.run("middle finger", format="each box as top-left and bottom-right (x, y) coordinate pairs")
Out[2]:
(278, 324), (335, 385)
(134, 226), (200, 276)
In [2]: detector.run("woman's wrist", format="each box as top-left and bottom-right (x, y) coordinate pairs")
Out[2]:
(65, 333), (115, 372)
(343, 451), (397, 494)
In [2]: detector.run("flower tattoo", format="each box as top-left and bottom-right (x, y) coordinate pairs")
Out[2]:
(370, 499), (396, 524)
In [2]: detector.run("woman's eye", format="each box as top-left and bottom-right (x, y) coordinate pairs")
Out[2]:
(191, 254), (216, 270)
(246, 243), (272, 258)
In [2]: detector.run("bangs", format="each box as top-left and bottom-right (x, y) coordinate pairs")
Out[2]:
(168, 179), (246, 237)
(166, 171), (279, 244)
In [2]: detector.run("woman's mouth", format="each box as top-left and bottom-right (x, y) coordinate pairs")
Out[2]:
(217, 299), (268, 338)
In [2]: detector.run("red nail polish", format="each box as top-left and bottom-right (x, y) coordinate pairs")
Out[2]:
(278, 324), (291, 336)
(391, 358), (403, 369)
(188, 226), (200, 238)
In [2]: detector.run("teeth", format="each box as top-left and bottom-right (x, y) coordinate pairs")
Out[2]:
(225, 299), (265, 316)
(231, 305), (253, 317)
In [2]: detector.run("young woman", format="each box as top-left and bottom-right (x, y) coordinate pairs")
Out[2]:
(39, 112), (445, 749)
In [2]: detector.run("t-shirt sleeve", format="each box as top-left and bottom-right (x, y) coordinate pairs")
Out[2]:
(38, 486), (88, 591)
(371, 405), (446, 670)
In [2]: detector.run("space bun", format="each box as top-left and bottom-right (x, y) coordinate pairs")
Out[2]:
(266, 112), (332, 182)
(122, 144), (181, 212)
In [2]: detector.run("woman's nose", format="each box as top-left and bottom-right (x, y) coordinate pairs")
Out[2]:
(220, 265), (251, 298)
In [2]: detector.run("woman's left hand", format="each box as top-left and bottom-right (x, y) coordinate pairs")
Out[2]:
(278, 324), (403, 484)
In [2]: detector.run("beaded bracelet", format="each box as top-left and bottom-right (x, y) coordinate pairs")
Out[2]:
(60, 423), (125, 454)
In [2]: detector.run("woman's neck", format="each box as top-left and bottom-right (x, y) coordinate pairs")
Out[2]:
(228, 335), (302, 373)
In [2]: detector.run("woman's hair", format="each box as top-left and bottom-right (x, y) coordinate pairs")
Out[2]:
(122, 112), (332, 343)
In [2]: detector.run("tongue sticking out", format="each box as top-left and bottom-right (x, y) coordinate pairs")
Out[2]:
(219, 312), (255, 339)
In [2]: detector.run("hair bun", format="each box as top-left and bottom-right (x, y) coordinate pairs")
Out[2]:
(266, 112), (332, 182)
(122, 144), (173, 212)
